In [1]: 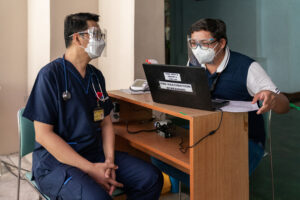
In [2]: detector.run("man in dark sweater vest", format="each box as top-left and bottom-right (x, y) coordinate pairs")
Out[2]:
(187, 18), (290, 174)
(151, 18), (289, 186)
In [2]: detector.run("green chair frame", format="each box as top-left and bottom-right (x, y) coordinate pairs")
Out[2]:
(17, 108), (50, 200)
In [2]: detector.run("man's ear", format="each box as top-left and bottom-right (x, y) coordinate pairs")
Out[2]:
(72, 33), (82, 46)
(220, 38), (227, 49)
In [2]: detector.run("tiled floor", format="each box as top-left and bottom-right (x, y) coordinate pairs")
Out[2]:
(0, 153), (39, 200)
(0, 153), (189, 200)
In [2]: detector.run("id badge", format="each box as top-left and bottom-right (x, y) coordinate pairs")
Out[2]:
(93, 107), (104, 122)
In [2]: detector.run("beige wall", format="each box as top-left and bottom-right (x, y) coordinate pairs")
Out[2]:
(50, 0), (99, 63)
(1, 0), (99, 154)
(134, 0), (165, 79)
(27, 0), (50, 94)
(0, 0), (28, 154)
(98, 0), (165, 89)
(98, 0), (135, 90)
(28, 0), (99, 92)
(0, 0), (165, 154)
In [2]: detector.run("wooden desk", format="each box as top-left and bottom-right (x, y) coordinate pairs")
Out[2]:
(109, 90), (249, 200)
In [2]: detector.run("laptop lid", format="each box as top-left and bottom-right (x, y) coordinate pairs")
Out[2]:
(143, 63), (214, 111)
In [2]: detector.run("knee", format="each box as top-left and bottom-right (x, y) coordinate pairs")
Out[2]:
(139, 165), (163, 191)
(80, 178), (112, 200)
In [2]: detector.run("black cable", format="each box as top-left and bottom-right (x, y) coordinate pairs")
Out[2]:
(179, 108), (223, 153)
(126, 120), (157, 134)
(126, 119), (175, 136)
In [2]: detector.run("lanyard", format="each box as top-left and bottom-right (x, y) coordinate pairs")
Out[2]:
(90, 67), (109, 102)
(210, 73), (221, 93)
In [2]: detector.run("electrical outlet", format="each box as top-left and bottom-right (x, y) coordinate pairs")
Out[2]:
(154, 120), (173, 138)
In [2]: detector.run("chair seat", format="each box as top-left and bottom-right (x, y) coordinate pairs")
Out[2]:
(25, 172), (50, 200)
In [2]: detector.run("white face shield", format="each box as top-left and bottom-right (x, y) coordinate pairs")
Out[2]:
(84, 26), (104, 41)
(70, 27), (106, 59)
(83, 27), (105, 59)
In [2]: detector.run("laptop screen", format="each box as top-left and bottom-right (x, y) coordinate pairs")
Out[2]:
(143, 63), (214, 110)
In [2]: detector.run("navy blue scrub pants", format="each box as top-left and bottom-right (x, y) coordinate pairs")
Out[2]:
(36, 151), (163, 200)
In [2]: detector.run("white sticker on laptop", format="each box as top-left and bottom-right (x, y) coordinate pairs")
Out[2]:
(164, 72), (181, 82)
(159, 81), (193, 92)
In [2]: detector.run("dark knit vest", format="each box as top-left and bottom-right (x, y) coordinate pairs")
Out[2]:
(190, 50), (265, 146)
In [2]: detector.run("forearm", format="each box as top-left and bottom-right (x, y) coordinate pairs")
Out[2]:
(272, 93), (290, 114)
(34, 122), (93, 173)
(101, 115), (115, 162)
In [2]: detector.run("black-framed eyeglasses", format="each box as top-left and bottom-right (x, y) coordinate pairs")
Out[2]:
(188, 38), (217, 50)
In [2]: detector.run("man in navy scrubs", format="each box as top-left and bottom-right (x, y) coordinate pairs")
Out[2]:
(152, 18), (290, 185)
(23, 12), (163, 200)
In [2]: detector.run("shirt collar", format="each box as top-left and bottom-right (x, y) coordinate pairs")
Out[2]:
(201, 46), (230, 73)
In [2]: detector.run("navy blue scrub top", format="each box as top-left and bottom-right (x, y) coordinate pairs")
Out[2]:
(23, 58), (113, 178)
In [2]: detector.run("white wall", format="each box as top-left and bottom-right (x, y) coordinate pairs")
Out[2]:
(134, 0), (165, 79)
(27, 0), (50, 94)
(0, 0), (28, 154)
(27, 0), (99, 93)
(1, 0), (99, 154)
(98, 0), (135, 90)
(50, 0), (99, 63)
(98, 0), (165, 89)
(0, 0), (165, 154)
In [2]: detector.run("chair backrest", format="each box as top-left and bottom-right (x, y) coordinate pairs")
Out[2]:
(17, 108), (36, 157)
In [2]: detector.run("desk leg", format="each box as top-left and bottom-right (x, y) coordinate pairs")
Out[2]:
(190, 112), (248, 200)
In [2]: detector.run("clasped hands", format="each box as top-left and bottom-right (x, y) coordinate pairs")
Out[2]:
(87, 159), (123, 196)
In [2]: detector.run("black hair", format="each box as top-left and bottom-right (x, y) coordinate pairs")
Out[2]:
(188, 18), (227, 43)
(64, 12), (99, 48)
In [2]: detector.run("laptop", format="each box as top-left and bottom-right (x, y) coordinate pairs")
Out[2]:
(142, 63), (229, 111)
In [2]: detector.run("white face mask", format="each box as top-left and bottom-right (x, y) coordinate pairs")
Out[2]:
(84, 38), (105, 59)
(191, 43), (218, 64)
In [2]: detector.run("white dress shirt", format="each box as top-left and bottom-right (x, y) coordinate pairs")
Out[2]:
(189, 46), (280, 97)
